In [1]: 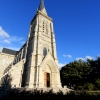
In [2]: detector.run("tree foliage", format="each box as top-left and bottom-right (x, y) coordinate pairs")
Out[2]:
(60, 57), (100, 90)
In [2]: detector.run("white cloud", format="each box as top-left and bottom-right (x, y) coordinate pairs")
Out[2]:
(76, 56), (95, 61)
(58, 62), (67, 69)
(4, 39), (10, 44)
(0, 26), (10, 38)
(63, 54), (72, 58)
(0, 26), (26, 51)
(86, 56), (94, 60)
(6, 36), (24, 43)
(76, 57), (86, 61)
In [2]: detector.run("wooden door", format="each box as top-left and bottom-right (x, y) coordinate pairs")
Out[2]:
(47, 73), (50, 87)
(44, 72), (50, 87)
(44, 72), (47, 87)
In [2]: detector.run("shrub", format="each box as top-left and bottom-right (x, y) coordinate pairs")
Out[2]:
(95, 78), (100, 90)
(84, 83), (94, 90)
(77, 86), (83, 90)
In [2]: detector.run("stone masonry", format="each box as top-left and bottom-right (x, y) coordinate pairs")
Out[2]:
(0, 0), (62, 89)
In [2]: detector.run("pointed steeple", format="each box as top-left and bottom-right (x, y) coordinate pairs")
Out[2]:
(38, 0), (44, 11)
(38, 0), (47, 15)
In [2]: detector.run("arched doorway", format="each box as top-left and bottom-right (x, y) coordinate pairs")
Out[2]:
(39, 59), (61, 88)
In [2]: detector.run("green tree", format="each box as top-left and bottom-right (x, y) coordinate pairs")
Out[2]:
(60, 59), (92, 89)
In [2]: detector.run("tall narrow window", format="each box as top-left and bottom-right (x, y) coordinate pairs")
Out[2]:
(43, 22), (44, 33)
(46, 24), (48, 34)
(50, 23), (52, 33)
(43, 47), (47, 57)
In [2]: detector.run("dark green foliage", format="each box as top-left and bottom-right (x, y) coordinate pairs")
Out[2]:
(95, 78), (100, 90)
(84, 83), (94, 90)
(60, 57), (100, 90)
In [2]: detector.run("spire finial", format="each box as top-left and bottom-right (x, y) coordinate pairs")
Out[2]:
(38, 0), (47, 15)
(38, 0), (44, 11)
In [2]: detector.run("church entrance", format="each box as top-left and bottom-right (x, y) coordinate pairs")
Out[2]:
(44, 72), (50, 87)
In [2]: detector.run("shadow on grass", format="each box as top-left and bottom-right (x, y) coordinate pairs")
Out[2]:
(0, 89), (100, 100)
(0, 74), (12, 99)
(0, 73), (100, 100)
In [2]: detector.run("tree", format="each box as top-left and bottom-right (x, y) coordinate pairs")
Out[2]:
(95, 78), (100, 90)
(60, 59), (92, 89)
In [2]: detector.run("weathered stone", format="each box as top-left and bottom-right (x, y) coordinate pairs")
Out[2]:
(0, 0), (62, 90)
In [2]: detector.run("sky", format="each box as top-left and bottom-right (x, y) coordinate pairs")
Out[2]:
(0, 0), (100, 68)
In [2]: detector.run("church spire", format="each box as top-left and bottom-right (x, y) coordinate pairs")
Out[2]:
(38, 0), (47, 15)
(38, 0), (44, 11)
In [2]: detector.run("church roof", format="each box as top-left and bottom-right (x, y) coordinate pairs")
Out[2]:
(2, 47), (17, 55)
(38, 0), (44, 11)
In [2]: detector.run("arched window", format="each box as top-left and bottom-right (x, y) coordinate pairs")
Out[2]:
(43, 47), (47, 57)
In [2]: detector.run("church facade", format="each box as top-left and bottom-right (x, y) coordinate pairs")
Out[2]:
(0, 0), (62, 89)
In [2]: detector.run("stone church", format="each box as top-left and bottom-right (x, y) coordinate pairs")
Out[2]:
(0, 0), (62, 89)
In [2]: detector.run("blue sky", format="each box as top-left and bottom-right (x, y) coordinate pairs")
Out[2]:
(0, 0), (100, 68)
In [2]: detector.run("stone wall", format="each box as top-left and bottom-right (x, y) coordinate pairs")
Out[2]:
(0, 52), (15, 78)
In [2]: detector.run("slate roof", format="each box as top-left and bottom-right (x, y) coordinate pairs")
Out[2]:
(2, 47), (17, 55)
(38, 0), (44, 11)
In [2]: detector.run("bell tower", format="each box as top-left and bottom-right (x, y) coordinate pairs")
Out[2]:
(22, 0), (61, 88)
